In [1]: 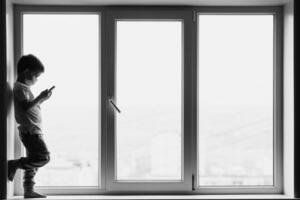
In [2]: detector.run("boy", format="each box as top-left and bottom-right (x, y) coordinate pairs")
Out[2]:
(8, 54), (53, 198)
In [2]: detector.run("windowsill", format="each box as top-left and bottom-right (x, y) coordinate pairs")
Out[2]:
(9, 195), (295, 200)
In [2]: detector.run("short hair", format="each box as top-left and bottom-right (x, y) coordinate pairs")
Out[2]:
(17, 54), (45, 76)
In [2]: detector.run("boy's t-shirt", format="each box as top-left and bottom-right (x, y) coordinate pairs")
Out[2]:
(13, 81), (42, 135)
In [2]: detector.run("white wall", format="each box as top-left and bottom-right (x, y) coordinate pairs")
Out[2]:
(6, 0), (15, 197)
(283, 0), (294, 196)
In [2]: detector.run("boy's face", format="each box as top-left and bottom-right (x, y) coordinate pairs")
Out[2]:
(25, 70), (42, 86)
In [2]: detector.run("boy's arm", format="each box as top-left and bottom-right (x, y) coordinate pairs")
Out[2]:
(20, 96), (43, 110)
(20, 90), (51, 110)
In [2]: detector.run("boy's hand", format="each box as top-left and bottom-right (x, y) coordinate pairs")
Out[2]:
(39, 89), (52, 101)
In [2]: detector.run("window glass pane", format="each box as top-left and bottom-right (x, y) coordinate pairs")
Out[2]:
(23, 14), (99, 186)
(116, 21), (182, 180)
(198, 15), (273, 186)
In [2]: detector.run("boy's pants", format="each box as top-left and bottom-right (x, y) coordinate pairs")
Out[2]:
(18, 132), (50, 191)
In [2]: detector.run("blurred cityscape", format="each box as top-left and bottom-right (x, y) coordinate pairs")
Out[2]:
(35, 106), (273, 187)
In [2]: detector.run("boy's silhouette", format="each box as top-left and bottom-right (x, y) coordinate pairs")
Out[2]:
(7, 54), (52, 198)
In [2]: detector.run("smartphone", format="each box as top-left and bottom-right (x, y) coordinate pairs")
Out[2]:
(48, 86), (55, 92)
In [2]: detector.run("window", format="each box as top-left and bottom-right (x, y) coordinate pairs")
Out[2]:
(105, 10), (192, 192)
(198, 14), (274, 186)
(14, 6), (283, 195)
(15, 10), (102, 194)
(23, 13), (100, 186)
(195, 8), (283, 194)
(115, 21), (182, 181)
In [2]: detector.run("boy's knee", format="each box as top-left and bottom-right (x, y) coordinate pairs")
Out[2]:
(37, 154), (50, 166)
(43, 154), (50, 165)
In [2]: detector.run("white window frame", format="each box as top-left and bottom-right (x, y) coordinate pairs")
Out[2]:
(13, 5), (283, 195)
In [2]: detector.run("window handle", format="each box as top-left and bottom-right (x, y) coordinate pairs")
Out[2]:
(109, 98), (121, 113)
(192, 174), (195, 191)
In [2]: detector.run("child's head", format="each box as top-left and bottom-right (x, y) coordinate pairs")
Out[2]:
(17, 54), (44, 85)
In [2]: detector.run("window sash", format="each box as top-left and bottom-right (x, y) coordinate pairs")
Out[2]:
(194, 7), (283, 194)
(13, 6), (105, 195)
(105, 8), (193, 192)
